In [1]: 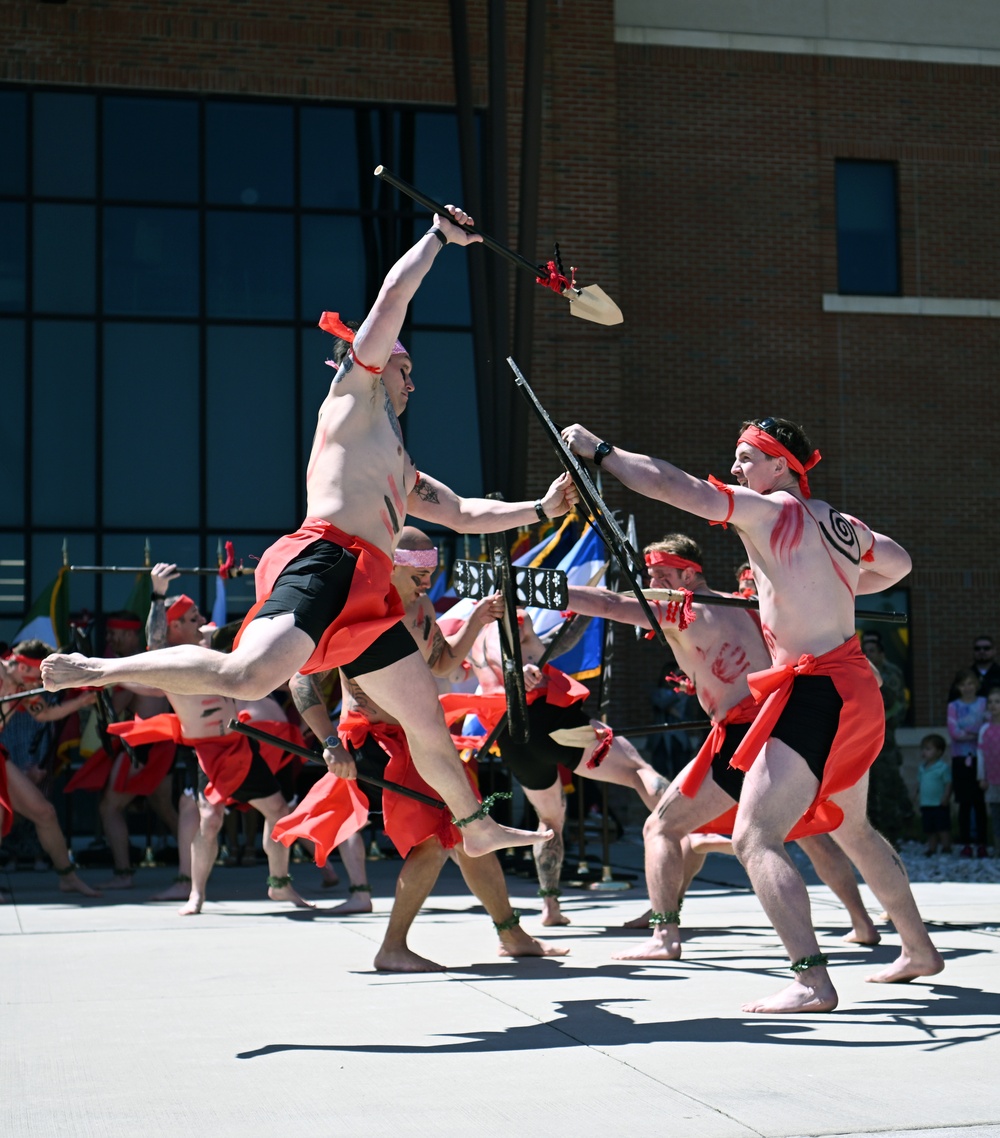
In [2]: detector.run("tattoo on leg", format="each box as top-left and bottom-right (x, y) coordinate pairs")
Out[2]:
(534, 830), (564, 894)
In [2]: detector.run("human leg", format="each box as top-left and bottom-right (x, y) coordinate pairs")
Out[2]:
(374, 838), (450, 971)
(178, 795), (225, 915)
(326, 831), (372, 915)
(614, 771), (735, 961)
(350, 650), (550, 856)
(576, 724), (670, 811)
(731, 739), (837, 1013)
(98, 767), (137, 886)
(452, 847), (569, 957)
(518, 778), (569, 925)
(827, 775), (944, 983)
(41, 613), (315, 700)
(795, 832), (880, 945)
(5, 761), (101, 898)
(249, 791), (314, 909)
(151, 792), (198, 901)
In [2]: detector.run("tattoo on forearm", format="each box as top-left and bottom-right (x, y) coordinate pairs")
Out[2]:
(147, 605), (167, 651)
(290, 672), (325, 715)
(535, 830), (564, 893)
(413, 480), (440, 505)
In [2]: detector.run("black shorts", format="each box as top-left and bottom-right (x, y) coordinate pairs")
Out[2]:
(349, 733), (390, 816)
(251, 538), (417, 677)
(197, 738), (296, 806)
(769, 675), (844, 783)
(710, 720), (751, 802)
(496, 699), (590, 792)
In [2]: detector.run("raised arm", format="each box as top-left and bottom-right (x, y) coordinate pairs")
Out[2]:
(856, 529), (913, 595)
(407, 471), (577, 532)
(434, 594), (505, 682)
(351, 206), (482, 371)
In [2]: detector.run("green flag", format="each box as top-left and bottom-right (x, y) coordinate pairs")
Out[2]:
(123, 572), (152, 649)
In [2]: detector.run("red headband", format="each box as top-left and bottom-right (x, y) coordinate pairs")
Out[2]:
(318, 311), (408, 374)
(645, 551), (703, 574)
(5, 653), (43, 669)
(737, 425), (821, 499)
(166, 595), (195, 623)
(106, 618), (141, 631)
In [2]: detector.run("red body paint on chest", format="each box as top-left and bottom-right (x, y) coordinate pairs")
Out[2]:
(770, 499), (804, 562)
(710, 642), (749, 685)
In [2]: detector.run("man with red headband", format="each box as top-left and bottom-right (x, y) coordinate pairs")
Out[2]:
(0, 642), (100, 899)
(469, 603), (669, 926)
(560, 416), (942, 1012)
(43, 205), (575, 860)
(565, 534), (880, 959)
(287, 526), (568, 968)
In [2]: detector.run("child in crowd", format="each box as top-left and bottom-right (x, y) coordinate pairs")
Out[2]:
(977, 687), (1000, 856)
(917, 733), (952, 856)
(947, 668), (989, 857)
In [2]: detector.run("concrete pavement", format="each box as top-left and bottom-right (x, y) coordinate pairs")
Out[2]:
(2, 838), (998, 1138)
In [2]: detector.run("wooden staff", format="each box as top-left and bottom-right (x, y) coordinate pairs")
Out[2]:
(68, 565), (256, 577)
(0, 686), (46, 704)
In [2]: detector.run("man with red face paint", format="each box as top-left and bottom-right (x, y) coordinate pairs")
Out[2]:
(560, 415), (943, 1013)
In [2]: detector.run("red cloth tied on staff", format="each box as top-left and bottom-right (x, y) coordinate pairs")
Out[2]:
(234, 518), (405, 676)
(339, 711), (477, 859)
(528, 665), (590, 707)
(737, 425), (822, 499)
(672, 693), (759, 835)
(726, 637), (883, 839)
(271, 773), (370, 868)
(0, 744), (12, 838)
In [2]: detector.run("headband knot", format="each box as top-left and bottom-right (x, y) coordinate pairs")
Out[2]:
(318, 311), (407, 372)
(738, 425), (821, 498)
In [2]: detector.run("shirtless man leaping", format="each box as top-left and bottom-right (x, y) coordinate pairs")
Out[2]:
(562, 416), (943, 1013)
(565, 533), (880, 961)
(42, 205), (575, 859)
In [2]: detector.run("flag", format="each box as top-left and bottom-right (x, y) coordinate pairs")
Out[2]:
(515, 512), (581, 570)
(123, 572), (152, 648)
(211, 574), (227, 628)
(528, 523), (608, 682)
(14, 567), (70, 649)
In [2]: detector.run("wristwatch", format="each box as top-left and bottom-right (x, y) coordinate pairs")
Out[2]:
(593, 440), (613, 467)
(324, 735), (341, 751)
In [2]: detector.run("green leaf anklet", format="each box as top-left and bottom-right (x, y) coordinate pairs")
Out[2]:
(493, 910), (521, 934)
(790, 953), (829, 973)
(266, 874), (293, 889)
(537, 887), (560, 898)
(348, 883), (371, 893)
(452, 791), (512, 828)
(648, 910), (681, 927)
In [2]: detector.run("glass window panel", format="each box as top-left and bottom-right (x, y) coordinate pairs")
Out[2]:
(0, 320), (25, 525)
(103, 324), (200, 527)
(34, 204), (96, 314)
(206, 102), (293, 206)
(33, 92), (96, 199)
(300, 106), (359, 209)
(103, 207), (199, 316)
(405, 331), (481, 497)
(0, 534), (25, 631)
(836, 161), (900, 296)
(0, 90), (27, 195)
(103, 96), (199, 203)
(101, 533), (201, 615)
(300, 214), (365, 321)
(207, 532), (272, 618)
(0, 203), (26, 312)
(413, 112), (463, 208)
(206, 326), (296, 529)
(32, 533), (96, 635)
(300, 326), (336, 481)
(32, 321), (96, 526)
(409, 216), (471, 325)
(206, 211), (294, 319)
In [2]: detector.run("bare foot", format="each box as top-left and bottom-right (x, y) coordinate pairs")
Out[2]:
(178, 894), (204, 916)
(865, 949), (945, 984)
(58, 871), (102, 898)
(100, 872), (134, 890)
(541, 897), (570, 926)
(461, 818), (554, 857)
(150, 878), (192, 902)
(374, 945), (447, 972)
(842, 924), (881, 946)
(623, 908), (652, 929)
(268, 881), (315, 909)
(742, 974), (838, 1014)
(41, 653), (111, 692)
(612, 931), (681, 961)
(498, 926), (570, 957)
(325, 893), (373, 916)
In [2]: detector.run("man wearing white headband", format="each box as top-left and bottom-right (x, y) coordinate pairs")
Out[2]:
(43, 205), (579, 862)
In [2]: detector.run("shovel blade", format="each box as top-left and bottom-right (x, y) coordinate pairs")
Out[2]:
(563, 283), (624, 326)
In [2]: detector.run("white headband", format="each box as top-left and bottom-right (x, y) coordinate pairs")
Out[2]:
(393, 547), (438, 569)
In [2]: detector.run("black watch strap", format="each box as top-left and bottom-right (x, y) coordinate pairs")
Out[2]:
(593, 440), (613, 467)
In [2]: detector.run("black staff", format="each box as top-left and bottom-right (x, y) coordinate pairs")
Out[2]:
(227, 719), (446, 811)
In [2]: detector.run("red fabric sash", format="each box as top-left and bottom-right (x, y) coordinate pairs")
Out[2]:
(339, 711), (476, 858)
(234, 518), (405, 675)
(0, 745), (12, 837)
(270, 774), (369, 867)
(726, 637), (883, 838)
(63, 745), (115, 793)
